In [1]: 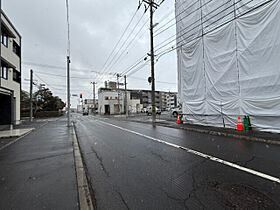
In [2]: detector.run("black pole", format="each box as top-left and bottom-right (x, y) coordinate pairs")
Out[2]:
(29, 69), (33, 122)
(150, 0), (156, 125)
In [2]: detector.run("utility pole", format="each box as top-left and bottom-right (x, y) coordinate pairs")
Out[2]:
(149, 0), (157, 125)
(67, 56), (70, 127)
(142, 0), (160, 125)
(0, 0), (2, 87)
(91, 82), (96, 114)
(66, 0), (71, 127)
(29, 69), (33, 122)
(124, 75), (128, 117)
(117, 74), (120, 114)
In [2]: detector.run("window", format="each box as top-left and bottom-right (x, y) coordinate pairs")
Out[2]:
(13, 69), (21, 83)
(1, 32), (8, 47)
(13, 41), (21, 57)
(1, 66), (8, 80)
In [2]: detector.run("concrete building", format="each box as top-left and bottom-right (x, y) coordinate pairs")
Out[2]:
(0, 11), (21, 128)
(165, 92), (178, 109)
(98, 88), (125, 115)
(98, 88), (143, 115)
(130, 89), (161, 108)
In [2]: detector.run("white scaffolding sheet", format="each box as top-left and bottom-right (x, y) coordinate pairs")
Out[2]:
(176, 0), (280, 132)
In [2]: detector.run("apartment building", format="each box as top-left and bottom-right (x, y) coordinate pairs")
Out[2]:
(130, 89), (161, 108)
(165, 92), (178, 109)
(0, 11), (21, 128)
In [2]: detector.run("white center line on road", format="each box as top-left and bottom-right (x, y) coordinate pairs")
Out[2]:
(96, 119), (280, 184)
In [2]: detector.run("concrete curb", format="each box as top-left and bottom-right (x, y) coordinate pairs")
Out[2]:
(72, 123), (95, 210)
(0, 128), (35, 139)
(126, 120), (280, 146)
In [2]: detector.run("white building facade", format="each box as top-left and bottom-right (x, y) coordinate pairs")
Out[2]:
(98, 88), (142, 115)
(0, 11), (21, 128)
(98, 89), (125, 115)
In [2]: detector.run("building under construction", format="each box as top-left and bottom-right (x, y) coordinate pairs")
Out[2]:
(176, 0), (280, 132)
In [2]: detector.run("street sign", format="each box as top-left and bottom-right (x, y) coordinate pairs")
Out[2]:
(36, 95), (42, 101)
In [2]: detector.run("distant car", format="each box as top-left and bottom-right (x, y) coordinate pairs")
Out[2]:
(83, 110), (89, 115)
(171, 107), (182, 117)
(147, 106), (161, 115)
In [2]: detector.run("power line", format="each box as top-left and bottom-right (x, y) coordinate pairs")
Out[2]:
(154, 0), (244, 53)
(100, 7), (140, 73)
(22, 62), (101, 74)
(106, 17), (150, 74)
(154, 0), (200, 36)
(99, 12), (147, 79)
(123, 0), (268, 80)
(34, 71), (94, 80)
(96, 6), (150, 85)
(154, 0), (272, 62)
(96, 3), (145, 84)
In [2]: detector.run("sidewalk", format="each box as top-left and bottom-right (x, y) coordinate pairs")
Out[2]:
(0, 119), (51, 150)
(109, 114), (280, 145)
(0, 117), (79, 210)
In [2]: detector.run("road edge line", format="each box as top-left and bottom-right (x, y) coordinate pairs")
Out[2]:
(72, 122), (95, 210)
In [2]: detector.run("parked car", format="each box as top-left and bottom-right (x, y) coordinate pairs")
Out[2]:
(141, 108), (147, 113)
(171, 106), (182, 117)
(147, 106), (161, 115)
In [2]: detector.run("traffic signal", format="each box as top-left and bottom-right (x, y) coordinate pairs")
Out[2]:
(80, 93), (82, 98)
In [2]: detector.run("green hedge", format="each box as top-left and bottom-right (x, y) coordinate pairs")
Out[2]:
(34, 111), (63, 118)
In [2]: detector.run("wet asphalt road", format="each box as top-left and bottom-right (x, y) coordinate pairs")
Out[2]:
(73, 114), (280, 210)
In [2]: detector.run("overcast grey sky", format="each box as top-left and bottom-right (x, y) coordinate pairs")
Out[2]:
(3, 0), (177, 107)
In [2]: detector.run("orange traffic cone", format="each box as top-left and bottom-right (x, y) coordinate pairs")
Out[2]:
(237, 116), (243, 131)
(177, 115), (181, 124)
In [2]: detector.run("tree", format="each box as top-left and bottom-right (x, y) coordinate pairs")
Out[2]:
(33, 88), (65, 114)
(21, 89), (65, 116)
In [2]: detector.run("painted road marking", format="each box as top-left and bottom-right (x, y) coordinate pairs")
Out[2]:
(96, 119), (280, 184)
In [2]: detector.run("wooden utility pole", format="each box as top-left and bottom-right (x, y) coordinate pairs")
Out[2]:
(124, 75), (128, 117)
(91, 82), (96, 114)
(29, 69), (33, 122)
(149, 0), (156, 125)
(117, 74), (120, 113)
(143, 0), (159, 125)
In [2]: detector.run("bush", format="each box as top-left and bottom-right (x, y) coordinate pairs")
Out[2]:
(34, 111), (63, 118)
